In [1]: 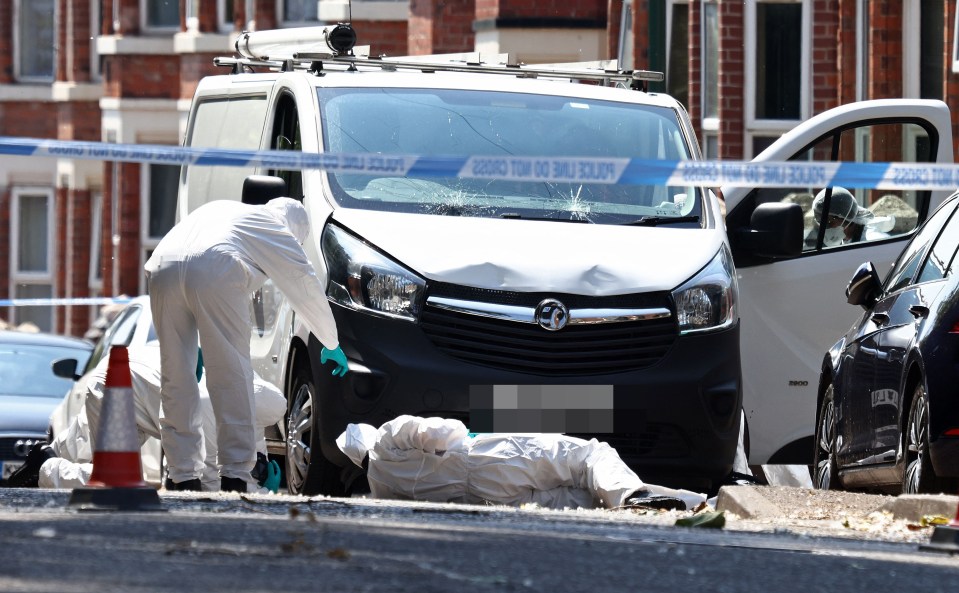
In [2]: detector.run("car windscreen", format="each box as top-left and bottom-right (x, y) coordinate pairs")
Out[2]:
(0, 344), (91, 398)
(318, 87), (701, 225)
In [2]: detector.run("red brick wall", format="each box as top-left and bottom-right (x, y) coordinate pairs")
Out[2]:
(180, 53), (223, 100)
(63, 189), (93, 336)
(480, 0), (605, 19)
(0, 190), (9, 318)
(631, 0), (649, 70)
(409, 0), (475, 56)
(945, 0), (959, 161)
(718, 1), (744, 159)
(253, 0), (278, 31)
(606, 0), (621, 61)
(0, 103), (59, 138)
(54, 186), (68, 333)
(112, 0), (141, 35)
(812, 0), (840, 115)
(688, 1), (702, 144)
(57, 101), (101, 141)
(837, 0), (857, 107)
(0, 1), (13, 83)
(103, 55), (182, 99)
(355, 19), (408, 57)
(117, 162), (142, 297)
(867, 0), (902, 100)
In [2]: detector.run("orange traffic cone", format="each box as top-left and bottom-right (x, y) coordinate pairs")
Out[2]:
(922, 492), (959, 554)
(68, 345), (164, 511)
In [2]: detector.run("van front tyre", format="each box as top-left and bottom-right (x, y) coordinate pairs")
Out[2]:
(285, 363), (343, 496)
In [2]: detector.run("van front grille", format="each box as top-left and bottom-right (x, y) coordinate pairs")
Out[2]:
(418, 290), (677, 376)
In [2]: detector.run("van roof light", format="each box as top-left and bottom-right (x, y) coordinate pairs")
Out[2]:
(235, 24), (356, 60)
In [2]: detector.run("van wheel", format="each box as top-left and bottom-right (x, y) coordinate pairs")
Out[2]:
(813, 385), (840, 490)
(285, 363), (343, 496)
(902, 384), (948, 494)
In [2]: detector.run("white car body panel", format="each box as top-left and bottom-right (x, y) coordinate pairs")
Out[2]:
(722, 99), (955, 463)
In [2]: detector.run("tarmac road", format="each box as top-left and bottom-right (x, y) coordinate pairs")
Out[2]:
(2, 487), (959, 593)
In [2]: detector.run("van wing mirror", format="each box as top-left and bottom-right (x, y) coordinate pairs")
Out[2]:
(242, 175), (289, 205)
(845, 262), (882, 308)
(52, 357), (80, 381)
(735, 202), (804, 258)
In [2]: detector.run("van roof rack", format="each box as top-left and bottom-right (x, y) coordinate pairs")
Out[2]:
(216, 24), (664, 91)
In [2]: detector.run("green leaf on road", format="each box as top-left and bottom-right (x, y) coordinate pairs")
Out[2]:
(675, 510), (725, 529)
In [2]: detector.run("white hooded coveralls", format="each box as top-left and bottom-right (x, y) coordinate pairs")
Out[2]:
(338, 415), (707, 510)
(144, 198), (338, 483)
(40, 343), (286, 490)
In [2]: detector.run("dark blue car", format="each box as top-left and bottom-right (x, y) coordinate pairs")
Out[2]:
(815, 191), (959, 494)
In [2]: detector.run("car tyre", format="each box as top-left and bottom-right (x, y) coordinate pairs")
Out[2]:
(813, 384), (841, 490)
(902, 383), (947, 494)
(285, 362), (343, 496)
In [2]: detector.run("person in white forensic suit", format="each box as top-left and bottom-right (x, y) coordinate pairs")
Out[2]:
(337, 415), (708, 511)
(38, 343), (286, 492)
(805, 187), (893, 248)
(144, 198), (347, 493)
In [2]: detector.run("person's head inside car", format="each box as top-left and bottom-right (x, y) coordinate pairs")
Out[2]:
(812, 187), (876, 247)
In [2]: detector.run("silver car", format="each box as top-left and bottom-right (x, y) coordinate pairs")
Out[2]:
(0, 330), (91, 483)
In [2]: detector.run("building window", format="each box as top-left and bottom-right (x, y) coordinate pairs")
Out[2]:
(746, 0), (809, 157)
(281, 0), (319, 25)
(666, 1), (689, 108)
(856, 0), (868, 101)
(10, 189), (55, 331)
(618, 0), (634, 70)
(754, 1), (802, 119)
(913, 0), (944, 100)
(89, 192), (103, 291)
(141, 164), (180, 291)
(14, 0), (56, 81)
(219, 0), (235, 31)
(143, 0), (179, 31)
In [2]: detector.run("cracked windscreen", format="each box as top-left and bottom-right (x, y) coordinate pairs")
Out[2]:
(318, 87), (701, 225)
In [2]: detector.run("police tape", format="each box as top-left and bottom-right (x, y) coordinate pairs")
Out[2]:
(3, 135), (959, 191)
(0, 296), (133, 308)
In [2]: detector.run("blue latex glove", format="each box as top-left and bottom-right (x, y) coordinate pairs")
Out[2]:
(321, 345), (349, 377)
(263, 460), (281, 493)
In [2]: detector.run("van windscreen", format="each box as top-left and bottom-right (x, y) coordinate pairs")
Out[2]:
(318, 87), (701, 225)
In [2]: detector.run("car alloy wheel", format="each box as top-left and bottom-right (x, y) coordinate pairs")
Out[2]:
(285, 376), (314, 495)
(902, 383), (944, 494)
(813, 385), (840, 490)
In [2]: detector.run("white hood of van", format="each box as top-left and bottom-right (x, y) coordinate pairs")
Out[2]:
(330, 210), (724, 295)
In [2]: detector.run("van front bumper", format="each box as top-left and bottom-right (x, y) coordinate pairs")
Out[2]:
(310, 304), (742, 493)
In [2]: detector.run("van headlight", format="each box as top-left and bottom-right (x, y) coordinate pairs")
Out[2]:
(322, 224), (426, 321)
(672, 244), (738, 335)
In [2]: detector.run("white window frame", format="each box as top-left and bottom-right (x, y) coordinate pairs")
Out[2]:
(279, 0), (321, 27)
(617, 0), (634, 70)
(701, 0), (719, 145)
(90, 0), (102, 81)
(141, 0), (180, 33)
(744, 0), (811, 157)
(903, 1), (921, 98)
(13, 0), (57, 83)
(89, 192), (104, 292)
(953, 0), (959, 72)
(10, 188), (56, 328)
(218, 0), (234, 32)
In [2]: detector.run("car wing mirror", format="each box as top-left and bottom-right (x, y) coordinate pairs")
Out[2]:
(51, 357), (80, 381)
(242, 175), (289, 205)
(734, 202), (804, 258)
(845, 262), (881, 308)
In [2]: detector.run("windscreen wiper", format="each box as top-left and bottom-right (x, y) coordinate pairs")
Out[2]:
(500, 213), (592, 223)
(621, 215), (700, 226)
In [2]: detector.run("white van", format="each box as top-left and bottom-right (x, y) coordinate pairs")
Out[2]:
(177, 25), (760, 495)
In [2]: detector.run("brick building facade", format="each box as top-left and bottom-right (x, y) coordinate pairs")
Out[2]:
(2, 0), (959, 337)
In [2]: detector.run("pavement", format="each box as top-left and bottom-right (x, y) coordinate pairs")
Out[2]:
(716, 484), (959, 523)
